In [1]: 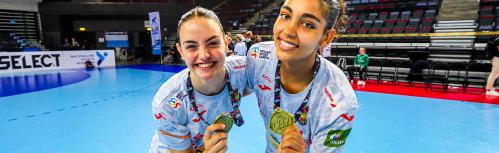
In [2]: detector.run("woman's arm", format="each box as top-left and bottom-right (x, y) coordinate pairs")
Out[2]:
(150, 79), (192, 152)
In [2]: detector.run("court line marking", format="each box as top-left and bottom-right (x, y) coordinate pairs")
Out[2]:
(6, 73), (166, 122)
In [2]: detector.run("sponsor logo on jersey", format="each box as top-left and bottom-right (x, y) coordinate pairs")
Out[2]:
(324, 128), (352, 147)
(258, 50), (271, 60)
(262, 74), (272, 83)
(167, 97), (181, 109)
(258, 84), (272, 91)
(341, 113), (354, 121)
(154, 113), (164, 120)
(323, 88), (336, 108)
(233, 64), (246, 70)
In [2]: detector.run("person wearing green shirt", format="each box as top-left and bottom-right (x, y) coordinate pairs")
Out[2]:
(347, 47), (369, 85)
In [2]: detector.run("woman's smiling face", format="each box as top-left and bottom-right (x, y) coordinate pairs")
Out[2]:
(177, 17), (227, 80)
(273, 0), (336, 63)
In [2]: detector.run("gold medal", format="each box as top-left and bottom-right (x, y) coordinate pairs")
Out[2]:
(214, 112), (234, 133)
(269, 108), (295, 135)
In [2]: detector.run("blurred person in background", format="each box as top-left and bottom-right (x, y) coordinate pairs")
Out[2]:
(234, 34), (247, 56)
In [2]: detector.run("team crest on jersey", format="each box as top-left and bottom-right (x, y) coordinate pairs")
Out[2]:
(258, 50), (271, 60)
(324, 128), (352, 147)
(167, 97), (181, 109)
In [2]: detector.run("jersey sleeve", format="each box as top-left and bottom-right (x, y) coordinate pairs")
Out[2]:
(245, 43), (260, 90)
(150, 75), (192, 152)
(310, 63), (359, 152)
(225, 56), (253, 95)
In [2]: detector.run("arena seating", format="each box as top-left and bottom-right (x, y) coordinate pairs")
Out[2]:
(0, 9), (39, 47)
(250, 0), (440, 38)
(215, 0), (272, 31)
(477, 0), (499, 42)
(339, 0), (440, 43)
(251, 4), (280, 35)
(0, 32), (20, 51)
(0, 8), (41, 51)
(8, 0), (493, 90)
(250, 0), (440, 42)
(326, 55), (491, 91)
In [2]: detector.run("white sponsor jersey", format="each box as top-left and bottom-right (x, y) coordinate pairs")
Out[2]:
(246, 42), (358, 153)
(150, 56), (247, 152)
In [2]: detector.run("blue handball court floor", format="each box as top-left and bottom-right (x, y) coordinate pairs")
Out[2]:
(1, 64), (498, 153)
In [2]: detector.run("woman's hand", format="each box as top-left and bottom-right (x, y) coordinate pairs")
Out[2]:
(203, 124), (228, 153)
(277, 125), (306, 153)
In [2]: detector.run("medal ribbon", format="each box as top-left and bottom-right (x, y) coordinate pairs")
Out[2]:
(186, 70), (244, 126)
(274, 55), (320, 125)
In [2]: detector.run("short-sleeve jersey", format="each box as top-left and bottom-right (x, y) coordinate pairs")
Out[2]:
(246, 42), (358, 153)
(150, 56), (247, 153)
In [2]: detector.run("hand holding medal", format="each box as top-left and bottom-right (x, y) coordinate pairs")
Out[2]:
(202, 113), (234, 153)
(277, 125), (306, 153)
(270, 108), (306, 153)
(214, 112), (234, 133)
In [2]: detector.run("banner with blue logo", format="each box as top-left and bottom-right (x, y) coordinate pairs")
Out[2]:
(0, 50), (115, 73)
(148, 11), (162, 55)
